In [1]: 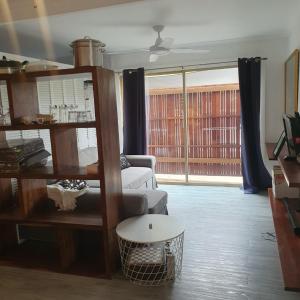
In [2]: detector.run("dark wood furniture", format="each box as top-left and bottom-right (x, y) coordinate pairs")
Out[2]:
(266, 142), (300, 291)
(268, 189), (300, 291)
(265, 143), (277, 160)
(0, 66), (122, 278)
(266, 142), (300, 188)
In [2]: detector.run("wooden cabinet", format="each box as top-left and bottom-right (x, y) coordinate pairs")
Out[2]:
(0, 67), (122, 278)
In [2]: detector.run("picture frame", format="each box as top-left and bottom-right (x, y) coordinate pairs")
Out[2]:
(285, 49), (299, 114)
(273, 130), (286, 159)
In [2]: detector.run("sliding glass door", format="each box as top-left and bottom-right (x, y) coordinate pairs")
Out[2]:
(185, 68), (241, 184)
(145, 67), (242, 184)
(146, 73), (186, 182)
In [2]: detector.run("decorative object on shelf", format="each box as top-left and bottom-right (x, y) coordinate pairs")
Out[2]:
(0, 138), (48, 173)
(83, 79), (94, 121)
(25, 60), (58, 72)
(35, 113), (56, 124)
(285, 49), (299, 114)
(0, 88), (10, 125)
(0, 56), (28, 74)
(14, 113), (56, 125)
(272, 131), (286, 159)
(57, 179), (88, 191)
(116, 214), (184, 286)
(47, 180), (88, 211)
(70, 36), (105, 67)
(68, 110), (91, 123)
(14, 116), (35, 125)
(0, 112), (9, 125)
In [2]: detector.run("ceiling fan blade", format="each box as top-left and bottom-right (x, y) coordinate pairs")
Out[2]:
(104, 49), (149, 55)
(149, 53), (159, 63)
(170, 48), (210, 54)
(159, 37), (174, 48)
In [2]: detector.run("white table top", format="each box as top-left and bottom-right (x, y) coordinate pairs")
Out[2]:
(116, 214), (184, 243)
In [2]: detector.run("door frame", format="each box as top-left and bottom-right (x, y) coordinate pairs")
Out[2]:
(145, 64), (238, 184)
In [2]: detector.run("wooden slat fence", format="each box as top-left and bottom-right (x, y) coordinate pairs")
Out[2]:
(147, 84), (241, 176)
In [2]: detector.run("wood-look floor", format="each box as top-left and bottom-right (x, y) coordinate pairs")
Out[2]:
(0, 185), (299, 300)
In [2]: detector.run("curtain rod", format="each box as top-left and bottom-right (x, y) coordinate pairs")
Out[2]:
(116, 57), (268, 73)
(143, 57), (268, 72)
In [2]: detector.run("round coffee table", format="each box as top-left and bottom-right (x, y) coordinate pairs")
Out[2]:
(116, 214), (184, 286)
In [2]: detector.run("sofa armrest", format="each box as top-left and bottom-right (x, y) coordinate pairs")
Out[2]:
(125, 155), (156, 170)
(122, 190), (149, 218)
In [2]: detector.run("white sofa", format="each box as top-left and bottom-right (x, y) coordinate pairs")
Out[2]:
(77, 147), (167, 218)
(79, 148), (157, 190)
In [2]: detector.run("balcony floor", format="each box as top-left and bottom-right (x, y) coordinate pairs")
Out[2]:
(157, 174), (243, 186)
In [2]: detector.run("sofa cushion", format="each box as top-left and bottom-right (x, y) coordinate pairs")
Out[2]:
(122, 189), (168, 218)
(145, 190), (168, 214)
(122, 167), (153, 189)
(122, 190), (148, 218)
(120, 153), (131, 170)
(86, 167), (154, 189)
(76, 188), (168, 218)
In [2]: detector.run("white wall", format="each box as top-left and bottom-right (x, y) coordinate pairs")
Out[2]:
(108, 35), (289, 143)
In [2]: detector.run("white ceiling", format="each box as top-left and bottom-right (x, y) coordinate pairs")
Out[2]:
(0, 0), (299, 63)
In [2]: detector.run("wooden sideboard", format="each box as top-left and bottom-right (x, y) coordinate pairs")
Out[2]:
(266, 143), (300, 291)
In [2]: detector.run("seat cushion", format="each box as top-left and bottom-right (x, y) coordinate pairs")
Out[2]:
(121, 167), (154, 189)
(144, 190), (168, 214)
(86, 167), (155, 189)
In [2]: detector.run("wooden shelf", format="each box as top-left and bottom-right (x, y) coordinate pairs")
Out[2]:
(0, 233), (106, 277)
(0, 165), (100, 180)
(0, 240), (61, 272)
(268, 189), (300, 291)
(28, 211), (103, 230)
(278, 155), (300, 187)
(0, 121), (96, 131)
(0, 207), (103, 230)
(0, 208), (24, 223)
(0, 66), (97, 81)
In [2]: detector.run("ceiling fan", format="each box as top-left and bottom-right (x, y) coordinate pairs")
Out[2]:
(106, 25), (210, 62)
(148, 25), (210, 62)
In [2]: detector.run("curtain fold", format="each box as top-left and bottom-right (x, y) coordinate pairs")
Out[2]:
(122, 68), (146, 155)
(238, 58), (271, 193)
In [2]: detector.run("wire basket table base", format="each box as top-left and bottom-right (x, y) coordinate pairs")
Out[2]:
(118, 233), (184, 286)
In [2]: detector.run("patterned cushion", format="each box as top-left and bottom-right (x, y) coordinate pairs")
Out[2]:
(120, 153), (131, 170)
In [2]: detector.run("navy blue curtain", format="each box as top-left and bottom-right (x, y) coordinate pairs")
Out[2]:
(122, 68), (146, 155)
(238, 57), (271, 193)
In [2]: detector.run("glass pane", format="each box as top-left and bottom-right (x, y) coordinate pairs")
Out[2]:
(145, 74), (185, 182)
(37, 73), (95, 124)
(185, 68), (242, 184)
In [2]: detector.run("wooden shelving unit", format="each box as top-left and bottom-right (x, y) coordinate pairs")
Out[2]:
(0, 66), (122, 278)
(0, 121), (96, 131)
